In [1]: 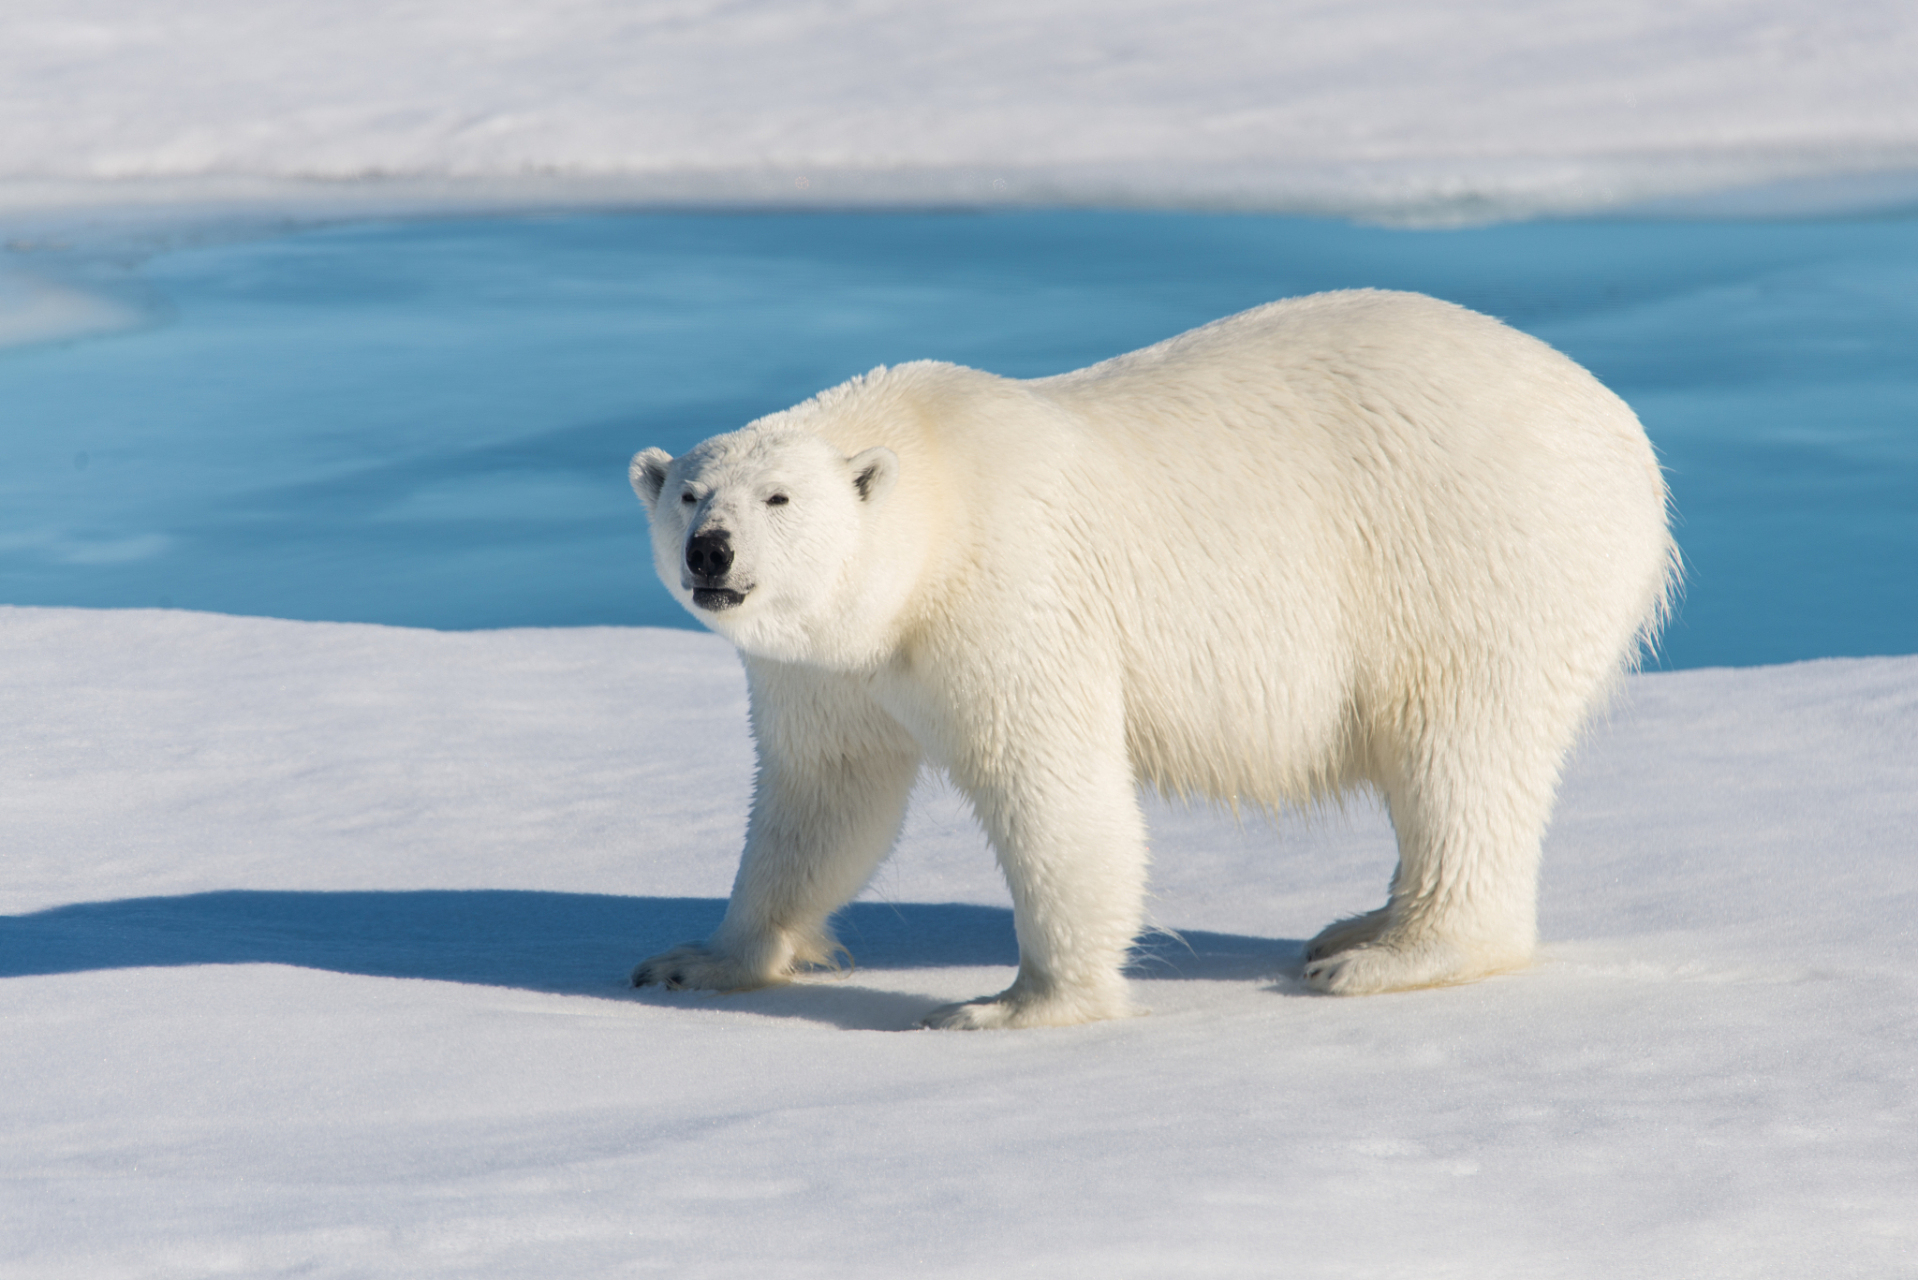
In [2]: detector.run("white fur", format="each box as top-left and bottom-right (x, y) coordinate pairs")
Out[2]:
(628, 290), (1678, 1029)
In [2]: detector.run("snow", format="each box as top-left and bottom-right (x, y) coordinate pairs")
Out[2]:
(3, 0), (1918, 223)
(4, 607), (1915, 1276)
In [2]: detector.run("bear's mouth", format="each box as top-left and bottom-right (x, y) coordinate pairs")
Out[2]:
(691, 586), (749, 611)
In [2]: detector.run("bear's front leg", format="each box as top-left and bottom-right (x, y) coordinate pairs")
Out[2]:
(920, 694), (1150, 1030)
(633, 660), (920, 994)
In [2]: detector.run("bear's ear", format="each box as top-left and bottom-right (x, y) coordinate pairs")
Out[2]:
(630, 448), (673, 504)
(849, 446), (899, 505)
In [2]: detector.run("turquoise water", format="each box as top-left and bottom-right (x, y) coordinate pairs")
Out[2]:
(2, 209), (1914, 669)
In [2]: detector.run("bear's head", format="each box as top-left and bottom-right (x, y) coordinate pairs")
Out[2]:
(630, 425), (902, 666)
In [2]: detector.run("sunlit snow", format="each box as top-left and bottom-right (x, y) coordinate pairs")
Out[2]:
(3, 2), (1916, 1276)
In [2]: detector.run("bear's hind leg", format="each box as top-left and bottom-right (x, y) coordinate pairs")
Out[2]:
(1302, 713), (1566, 995)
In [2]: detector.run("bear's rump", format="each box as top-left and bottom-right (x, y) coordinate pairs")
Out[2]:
(1073, 358), (1667, 809)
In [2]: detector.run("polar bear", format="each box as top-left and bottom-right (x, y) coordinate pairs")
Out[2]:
(626, 290), (1676, 1029)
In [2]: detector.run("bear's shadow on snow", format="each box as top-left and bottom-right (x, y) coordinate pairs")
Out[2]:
(0, 890), (1304, 1030)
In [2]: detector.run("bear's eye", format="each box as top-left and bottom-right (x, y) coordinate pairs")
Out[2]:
(680, 490), (697, 505)
(766, 493), (789, 507)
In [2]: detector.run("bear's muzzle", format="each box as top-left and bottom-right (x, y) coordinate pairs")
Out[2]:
(684, 529), (749, 610)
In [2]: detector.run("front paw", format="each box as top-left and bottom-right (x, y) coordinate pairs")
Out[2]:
(631, 942), (778, 993)
(920, 997), (1020, 1030)
(919, 984), (1140, 1030)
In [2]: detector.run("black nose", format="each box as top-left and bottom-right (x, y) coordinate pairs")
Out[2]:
(686, 531), (734, 578)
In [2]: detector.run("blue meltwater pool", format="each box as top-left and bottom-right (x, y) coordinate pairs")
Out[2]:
(2, 208), (1913, 669)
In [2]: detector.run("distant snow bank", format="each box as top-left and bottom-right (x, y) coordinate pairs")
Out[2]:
(4, 0), (1917, 223)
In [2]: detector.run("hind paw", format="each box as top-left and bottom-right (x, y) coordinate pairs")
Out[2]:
(1303, 906), (1392, 962)
(1302, 936), (1528, 995)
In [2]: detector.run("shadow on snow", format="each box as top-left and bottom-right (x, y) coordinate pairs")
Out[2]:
(0, 890), (1303, 1003)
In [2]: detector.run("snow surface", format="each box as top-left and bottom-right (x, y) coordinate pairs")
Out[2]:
(4, 606), (1914, 1277)
(3, 0), (1918, 222)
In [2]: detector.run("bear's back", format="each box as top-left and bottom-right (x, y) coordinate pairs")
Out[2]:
(792, 292), (1673, 810)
